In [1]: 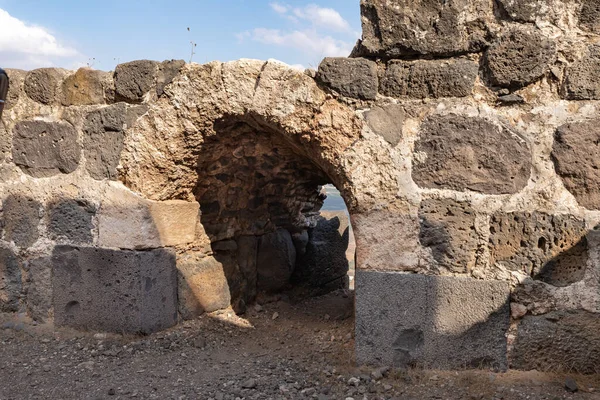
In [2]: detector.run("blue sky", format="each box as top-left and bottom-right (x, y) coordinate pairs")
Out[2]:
(0, 0), (361, 71)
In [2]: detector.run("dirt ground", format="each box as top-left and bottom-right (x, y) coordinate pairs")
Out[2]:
(1, 290), (599, 400)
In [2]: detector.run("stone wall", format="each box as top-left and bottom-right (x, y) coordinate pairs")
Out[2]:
(1, 0), (600, 373)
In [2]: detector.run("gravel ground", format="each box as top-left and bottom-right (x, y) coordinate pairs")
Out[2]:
(0, 290), (599, 400)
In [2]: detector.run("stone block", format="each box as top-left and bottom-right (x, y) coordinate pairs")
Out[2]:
(236, 235), (259, 303)
(510, 310), (600, 374)
(24, 257), (52, 322)
(12, 120), (81, 177)
(380, 59), (478, 99)
(61, 67), (107, 106)
(356, 271), (510, 370)
(552, 119), (600, 209)
(114, 60), (159, 103)
(0, 247), (21, 312)
(47, 198), (95, 244)
(157, 60), (185, 96)
(353, 0), (492, 58)
(1, 195), (41, 248)
(419, 199), (478, 274)
(579, 0), (600, 33)
(413, 114), (531, 194)
(177, 253), (231, 319)
(364, 104), (404, 146)
(497, 0), (546, 22)
(562, 46), (600, 100)
(316, 58), (378, 100)
(4, 69), (26, 110)
(52, 246), (177, 333)
(98, 189), (199, 249)
(484, 29), (556, 89)
(257, 229), (296, 292)
(24, 68), (65, 105)
(489, 212), (588, 287)
(82, 103), (127, 180)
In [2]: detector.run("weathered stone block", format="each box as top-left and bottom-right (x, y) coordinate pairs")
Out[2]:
(364, 104), (404, 146)
(0, 248), (21, 312)
(552, 119), (600, 209)
(579, 0), (600, 33)
(413, 114), (531, 194)
(12, 120), (80, 177)
(562, 46), (600, 100)
(489, 212), (588, 287)
(257, 229), (296, 292)
(510, 310), (600, 374)
(47, 199), (95, 244)
(419, 199), (478, 274)
(82, 103), (127, 180)
(380, 59), (478, 99)
(24, 257), (52, 322)
(61, 68), (107, 106)
(157, 60), (185, 96)
(497, 0), (546, 22)
(356, 271), (510, 370)
(177, 253), (231, 319)
(1, 195), (41, 248)
(353, 0), (492, 58)
(114, 60), (159, 103)
(52, 246), (177, 333)
(24, 68), (65, 105)
(484, 29), (556, 89)
(98, 189), (200, 249)
(317, 58), (378, 100)
(236, 235), (259, 303)
(4, 69), (26, 110)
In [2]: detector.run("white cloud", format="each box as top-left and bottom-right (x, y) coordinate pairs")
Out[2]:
(270, 2), (288, 15)
(0, 8), (83, 70)
(293, 4), (352, 33)
(249, 28), (352, 59)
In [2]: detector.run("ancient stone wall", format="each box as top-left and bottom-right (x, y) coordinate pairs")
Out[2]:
(1, 0), (600, 374)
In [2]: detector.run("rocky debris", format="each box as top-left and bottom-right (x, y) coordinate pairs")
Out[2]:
(24, 68), (66, 105)
(363, 104), (404, 146)
(47, 198), (95, 244)
(82, 103), (127, 180)
(257, 229), (297, 292)
(413, 114), (531, 194)
(12, 120), (80, 177)
(562, 46), (600, 100)
(510, 310), (600, 374)
(552, 119), (600, 210)
(489, 212), (588, 287)
(380, 59), (478, 99)
(317, 57), (378, 100)
(579, 0), (600, 33)
(0, 247), (21, 312)
(61, 68), (108, 106)
(419, 199), (479, 274)
(1, 194), (41, 248)
(484, 28), (556, 89)
(565, 377), (579, 393)
(114, 60), (159, 103)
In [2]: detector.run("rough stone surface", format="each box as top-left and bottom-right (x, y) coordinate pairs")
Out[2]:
(52, 245), (178, 334)
(61, 68), (107, 106)
(485, 29), (556, 89)
(497, 0), (546, 22)
(419, 199), (478, 274)
(236, 235), (259, 304)
(356, 271), (510, 370)
(380, 59), (478, 99)
(579, 0), (600, 33)
(24, 68), (64, 105)
(24, 257), (52, 322)
(47, 199), (95, 244)
(114, 60), (159, 103)
(1, 195), (41, 248)
(353, 0), (492, 57)
(413, 115), (531, 194)
(157, 60), (185, 96)
(562, 46), (600, 100)
(177, 253), (231, 319)
(98, 190), (200, 250)
(257, 229), (296, 292)
(552, 119), (600, 210)
(0, 247), (21, 312)
(317, 57), (378, 100)
(4, 69), (26, 110)
(364, 104), (404, 146)
(12, 120), (81, 177)
(510, 310), (600, 373)
(82, 103), (126, 180)
(489, 212), (588, 287)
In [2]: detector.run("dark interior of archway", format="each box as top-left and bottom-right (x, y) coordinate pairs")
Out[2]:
(194, 117), (352, 313)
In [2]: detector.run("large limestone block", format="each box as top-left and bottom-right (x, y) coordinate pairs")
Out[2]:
(413, 114), (531, 194)
(356, 271), (510, 370)
(552, 119), (600, 209)
(489, 212), (588, 287)
(12, 120), (81, 178)
(61, 68), (108, 106)
(563, 46), (600, 100)
(1, 195), (41, 248)
(353, 0), (492, 58)
(0, 247), (21, 312)
(52, 246), (177, 334)
(317, 58), (378, 100)
(98, 189), (199, 249)
(510, 310), (600, 374)
(257, 229), (296, 292)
